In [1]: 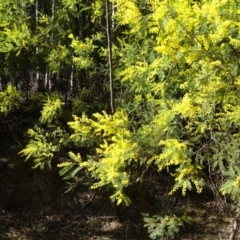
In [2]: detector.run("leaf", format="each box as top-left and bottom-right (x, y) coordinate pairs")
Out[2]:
(59, 163), (74, 176)
(70, 166), (83, 178)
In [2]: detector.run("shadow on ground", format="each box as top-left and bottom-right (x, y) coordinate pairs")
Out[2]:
(0, 146), (149, 240)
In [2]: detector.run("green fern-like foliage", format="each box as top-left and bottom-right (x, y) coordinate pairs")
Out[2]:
(39, 94), (64, 124)
(20, 126), (66, 169)
(65, 110), (136, 205)
(143, 214), (190, 240)
(0, 85), (20, 116)
(209, 135), (240, 202)
(61, 107), (205, 205)
(20, 94), (67, 169)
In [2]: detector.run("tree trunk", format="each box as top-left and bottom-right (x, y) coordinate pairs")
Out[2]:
(105, 0), (114, 114)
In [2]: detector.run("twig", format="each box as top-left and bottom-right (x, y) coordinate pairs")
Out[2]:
(80, 208), (90, 220)
(210, 128), (221, 146)
(96, 216), (118, 219)
(81, 190), (98, 209)
(126, 222), (129, 240)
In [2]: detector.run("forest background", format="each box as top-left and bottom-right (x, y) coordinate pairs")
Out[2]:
(1, 0), (240, 239)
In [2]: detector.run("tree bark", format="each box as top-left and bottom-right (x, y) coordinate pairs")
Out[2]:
(229, 218), (238, 240)
(105, 0), (114, 114)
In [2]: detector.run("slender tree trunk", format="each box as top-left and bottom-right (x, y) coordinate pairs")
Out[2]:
(48, 0), (55, 91)
(35, 0), (38, 34)
(229, 218), (238, 240)
(0, 77), (2, 91)
(51, 0), (55, 43)
(70, 61), (74, 91)
(105, 0), (114, 114)
(112, 2), (115, 30)
(45, 67), (49, 90)
(35, 0), (39, 87)
(229, 200), (240, 240)
(57, 62), (60, 84)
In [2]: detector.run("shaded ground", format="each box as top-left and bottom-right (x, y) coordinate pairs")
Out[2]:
(0, 146), (240, 240)
(0, 146), (149, 240)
